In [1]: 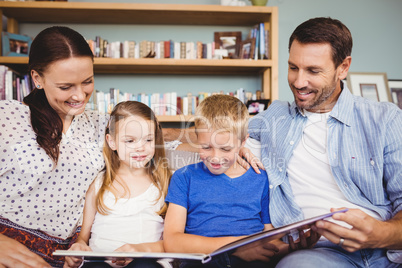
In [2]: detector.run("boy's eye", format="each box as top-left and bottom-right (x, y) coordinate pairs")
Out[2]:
(201, 146), (211, 150)
(146, 139), (153, 142)
(83, 80), (93, 85)
(221, 148), (231, 152)
(125, 139), (135, 143)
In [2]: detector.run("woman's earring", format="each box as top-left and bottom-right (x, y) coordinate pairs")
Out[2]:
(36, 85), (41, 89)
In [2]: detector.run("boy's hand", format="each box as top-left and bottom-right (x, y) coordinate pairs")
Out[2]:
(63, 242), (91, 268)
(232, 239), (279, 262)
(288, 229), (321, 252)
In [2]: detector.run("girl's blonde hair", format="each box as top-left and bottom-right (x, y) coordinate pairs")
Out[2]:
(97, 101), (171, 216)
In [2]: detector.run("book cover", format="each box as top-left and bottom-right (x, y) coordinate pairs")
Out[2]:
(53, 209), (347, 264)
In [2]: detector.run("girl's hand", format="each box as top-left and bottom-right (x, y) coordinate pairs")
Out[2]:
(63, 242), (92, 268)
(0, 234), (51, 268)
(112, 242), (163, 266)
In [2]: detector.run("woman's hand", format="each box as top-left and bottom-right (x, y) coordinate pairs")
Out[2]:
(63, 241), (92, 268)
(0, 233), (51, 268)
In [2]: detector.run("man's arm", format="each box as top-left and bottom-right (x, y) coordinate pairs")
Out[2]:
(313, 208), (402, 252)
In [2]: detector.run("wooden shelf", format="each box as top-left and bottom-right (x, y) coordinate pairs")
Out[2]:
(157, 115), (194, 123)
(0, 2), (274, 26)
(0, 2), (278, 121)
(0, 57), (273, 75)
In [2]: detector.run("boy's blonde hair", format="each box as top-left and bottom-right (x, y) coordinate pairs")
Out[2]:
(99, 101), (171, 216)
(194, 94), (249, 141)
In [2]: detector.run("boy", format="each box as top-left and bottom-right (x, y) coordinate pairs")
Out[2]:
(163, 95), (289, 268)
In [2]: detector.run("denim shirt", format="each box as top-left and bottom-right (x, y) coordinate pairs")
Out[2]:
(249, 83), (402, 229)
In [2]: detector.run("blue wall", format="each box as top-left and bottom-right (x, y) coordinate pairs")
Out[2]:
(19, 0), (402, 102)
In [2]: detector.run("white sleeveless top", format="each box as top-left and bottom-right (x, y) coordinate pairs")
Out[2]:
(89, 172), (165, 252)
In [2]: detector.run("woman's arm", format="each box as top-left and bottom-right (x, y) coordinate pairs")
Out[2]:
(0, 233), (51, 268)
(163, 203), (242, 254)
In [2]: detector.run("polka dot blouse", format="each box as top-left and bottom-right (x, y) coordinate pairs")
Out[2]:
(0, 100), (108, 239)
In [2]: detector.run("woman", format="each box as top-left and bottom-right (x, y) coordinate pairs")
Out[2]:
(0, 26), (107, 267)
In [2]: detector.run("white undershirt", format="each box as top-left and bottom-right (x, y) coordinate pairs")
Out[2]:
(287, 110), (381, 230)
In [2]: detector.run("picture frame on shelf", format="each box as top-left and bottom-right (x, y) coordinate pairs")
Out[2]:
(246, 99), (270, 115)
(2, 32), (32, 57)
(346, 72), (392, 102)
(214, 31), (242, 59)
(388, 80), (402, 109)
(239, 38), (255, 59)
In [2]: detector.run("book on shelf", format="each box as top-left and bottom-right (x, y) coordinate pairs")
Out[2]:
(53, 209), (347, 264)
(0, 65), (33, 102)
(85, 36), (218, 60)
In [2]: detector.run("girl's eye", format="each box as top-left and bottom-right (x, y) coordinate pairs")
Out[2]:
(221, 148), (231, 152)
(125, 139), (134, 143)
(201, 147), (211, 150)
(59, 86), (71, 90)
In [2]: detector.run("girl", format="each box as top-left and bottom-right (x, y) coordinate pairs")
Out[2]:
(65, 101), (171, 268)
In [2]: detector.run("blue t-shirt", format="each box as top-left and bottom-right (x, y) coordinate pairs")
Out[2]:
(165, 162), (270, 237)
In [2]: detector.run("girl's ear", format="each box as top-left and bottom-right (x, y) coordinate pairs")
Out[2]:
(106, 134), (117, 151)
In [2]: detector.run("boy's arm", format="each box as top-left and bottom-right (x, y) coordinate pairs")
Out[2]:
(163, 203), (244, 254)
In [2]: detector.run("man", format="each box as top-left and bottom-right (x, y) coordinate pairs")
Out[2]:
(247, 17), (402, 267)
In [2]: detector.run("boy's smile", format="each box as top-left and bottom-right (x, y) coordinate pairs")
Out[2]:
(197, 127), (246, 177)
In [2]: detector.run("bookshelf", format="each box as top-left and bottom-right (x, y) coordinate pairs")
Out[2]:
(0, 1), (278, 122)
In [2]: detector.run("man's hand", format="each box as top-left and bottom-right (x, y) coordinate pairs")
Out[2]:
(312, 208), (402, 252)
(0, 234), (51, 268)
(238, 147), (265, 174)
(63, 242), (91, 268)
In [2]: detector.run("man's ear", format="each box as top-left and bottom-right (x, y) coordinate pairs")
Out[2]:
(338, 56), (352, 80)
(106, 134), (117, 151)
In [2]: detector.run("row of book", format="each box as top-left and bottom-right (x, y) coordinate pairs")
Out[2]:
(0, 65), (260, 117)
(87, 38), (215, 60)
(87, 88), (258, 116)
(0, 66), (34, 102)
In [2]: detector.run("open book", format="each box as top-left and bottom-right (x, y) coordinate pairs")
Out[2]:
(53, 209), (347, 264)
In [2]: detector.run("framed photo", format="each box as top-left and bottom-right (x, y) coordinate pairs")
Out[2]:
(239, 38), (255, 59)
(246, 99), (270, 115)
(346, 72), (392, 102)
(389, 80), (402, 109)
(214, 31), (242, 59)
(2, 32), (32, 57)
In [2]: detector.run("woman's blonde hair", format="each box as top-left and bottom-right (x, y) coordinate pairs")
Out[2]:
(97, 101), (171, 216)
